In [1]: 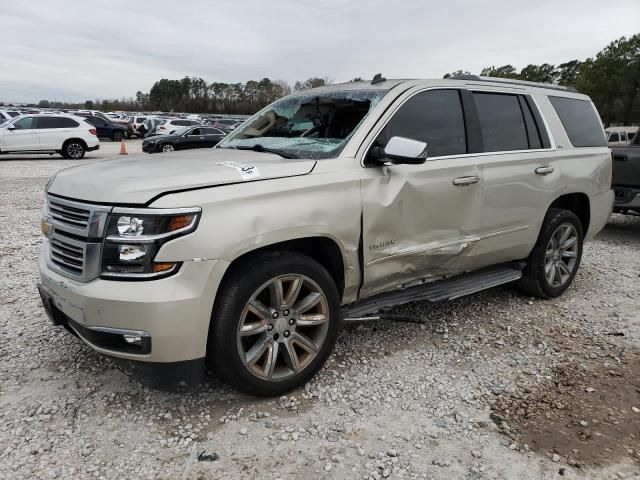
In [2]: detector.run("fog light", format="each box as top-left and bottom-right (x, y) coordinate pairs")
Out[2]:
(119, 244), (147, 262)
(123, 334), (142, 345)
(117, 216), (144, 236)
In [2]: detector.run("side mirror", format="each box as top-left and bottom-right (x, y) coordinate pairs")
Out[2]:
(380, 136), (428, 165)
(7, 125), (16, 130)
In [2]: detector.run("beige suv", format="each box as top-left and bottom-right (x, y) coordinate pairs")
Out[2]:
(38, 76), (613, 395)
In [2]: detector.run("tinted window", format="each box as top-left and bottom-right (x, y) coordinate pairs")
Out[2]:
(136, 117), (146, 123)
(85, 116), (101, 127)
(609, 132), (619, 142)
(13, 117), (36, 129)
(207, 128), (225, 135)
(190, 128), (202, 135)
(519, 97), (542, 149)
(38, 117), (79, 129)
(8, 111), (20, 117)
(378, 89), (467, 157)
(473, 93), (528, 152)
(549, 96), (606, 147)
(173, 120), (188, 126)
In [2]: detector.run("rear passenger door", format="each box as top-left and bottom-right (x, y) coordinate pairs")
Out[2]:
(471, 90), (555, 264)
(203, 127), (225, 146)
(38, 117), (79, 149)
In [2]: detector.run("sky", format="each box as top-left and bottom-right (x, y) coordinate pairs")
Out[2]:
(0, 0), (638, 103)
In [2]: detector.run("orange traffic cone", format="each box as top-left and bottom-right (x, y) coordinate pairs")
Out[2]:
(119, 140), (128, 155)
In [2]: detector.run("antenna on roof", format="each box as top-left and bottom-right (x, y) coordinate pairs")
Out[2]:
(371, 73), (386, 85)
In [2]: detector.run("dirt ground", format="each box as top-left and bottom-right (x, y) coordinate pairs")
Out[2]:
(1, 150), (639, 479)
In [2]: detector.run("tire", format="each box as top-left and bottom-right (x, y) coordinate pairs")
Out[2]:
(63, 140), (86, 160)
(112, 131), (125, 142)
(208, 251), (341, 396)
(160, 143), (175, 153)
(518, 208), (583, 298)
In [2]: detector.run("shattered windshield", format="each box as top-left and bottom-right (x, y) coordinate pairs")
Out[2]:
(218, 89), (388, 159)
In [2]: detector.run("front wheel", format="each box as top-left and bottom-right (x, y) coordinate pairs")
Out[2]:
(208, 251), (341, 396)
(518, 208), (583, 298)
(160, 143), (175, 152)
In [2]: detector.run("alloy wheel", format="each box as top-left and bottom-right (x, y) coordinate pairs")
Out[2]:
(237, 274), (330, 381)
(544, 223), (578, 288)
(161, 144), (174, 152)
(66, 143), (83, 159)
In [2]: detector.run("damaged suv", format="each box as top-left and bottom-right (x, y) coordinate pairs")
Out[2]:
(38, 76), (613, 396)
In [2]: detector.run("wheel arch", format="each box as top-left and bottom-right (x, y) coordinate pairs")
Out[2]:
(62, 137), (88, 149)
(220, 236), (346, 300)
(547, 192), (591, 235)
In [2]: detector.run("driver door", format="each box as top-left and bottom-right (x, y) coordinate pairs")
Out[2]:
(360, 88), (484, 298)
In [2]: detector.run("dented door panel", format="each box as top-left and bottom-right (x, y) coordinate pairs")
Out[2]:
(360, 158), (483, 298)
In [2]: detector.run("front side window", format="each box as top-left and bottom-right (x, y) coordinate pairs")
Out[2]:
(609, 132), (619, 142)
(473, 92), (529, 152)
(375, 89), (467, 158)
(549, 96), (606, 147)
(219, 89), (388, 159)
(12, 117), (36, 129)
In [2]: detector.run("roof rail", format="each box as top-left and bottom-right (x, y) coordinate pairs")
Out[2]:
(450, 75), (578, 93)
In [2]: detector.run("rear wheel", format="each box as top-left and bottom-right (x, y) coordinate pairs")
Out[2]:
(518, 208), (583, 298)
(160, 143), (175, 152)
(112, 131), (124, 142)
(63, 141), (86, 160)
(208, 251), (341, 396)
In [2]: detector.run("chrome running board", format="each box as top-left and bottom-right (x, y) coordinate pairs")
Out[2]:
(342, 264), (523, 321)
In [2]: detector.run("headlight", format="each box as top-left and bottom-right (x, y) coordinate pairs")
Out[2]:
(101, 207), (200, 280)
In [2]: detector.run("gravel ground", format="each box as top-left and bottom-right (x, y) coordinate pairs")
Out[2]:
(1, 152), (639, 480)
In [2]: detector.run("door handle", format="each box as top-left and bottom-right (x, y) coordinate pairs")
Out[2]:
(535, 166), (554, 175)
(453, 176), (480, 186)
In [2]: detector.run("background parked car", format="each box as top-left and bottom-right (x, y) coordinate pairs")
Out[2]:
(0, 114), (99, 159)
(139, 117), (167, 137)
(155, 118), (202, 135)
(142, 125), (226, 153)
(606, 126), (638, 146)
(76, 113), (129, 141)
(209, 118), (243, 133)
(129, 116), (148, 137)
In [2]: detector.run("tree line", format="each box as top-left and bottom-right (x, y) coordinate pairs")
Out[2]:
(445, 34), (639, 126)
(22, 34), (640, 126)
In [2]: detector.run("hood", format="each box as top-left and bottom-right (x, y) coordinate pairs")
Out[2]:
(48, 148), (316, 205)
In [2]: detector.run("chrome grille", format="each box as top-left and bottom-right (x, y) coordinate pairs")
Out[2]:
(44, 195), (112, 282)
(49, 235), (85, 276)
(48, 199), (91, 230)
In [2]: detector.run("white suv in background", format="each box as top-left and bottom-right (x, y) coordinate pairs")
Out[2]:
(155, 118), (202, 135)
(0, 114), (99, 159)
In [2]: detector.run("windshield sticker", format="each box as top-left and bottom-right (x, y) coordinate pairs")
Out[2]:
(217, 161), (261, 180)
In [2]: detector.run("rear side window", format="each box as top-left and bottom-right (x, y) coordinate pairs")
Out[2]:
(38, 117), (79, 128)
(549, 96), (606, 147)
(473, 93), (529, 152)
(378, 89), (467, 157)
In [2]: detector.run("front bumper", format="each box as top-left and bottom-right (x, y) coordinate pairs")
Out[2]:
(141, 142), (156, 153)
(38, 244), (229, 365)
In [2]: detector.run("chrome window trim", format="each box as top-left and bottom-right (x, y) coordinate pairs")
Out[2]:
(357, 86), (557, 168)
